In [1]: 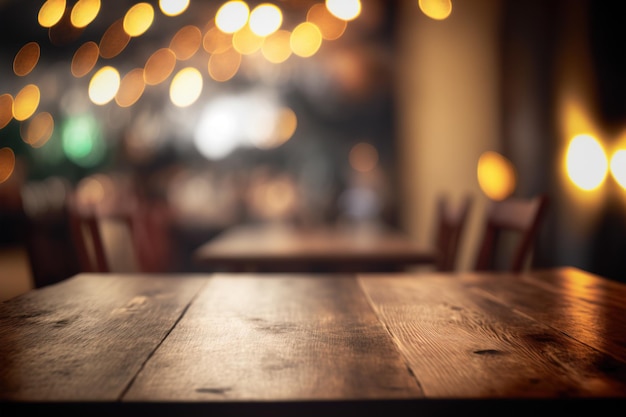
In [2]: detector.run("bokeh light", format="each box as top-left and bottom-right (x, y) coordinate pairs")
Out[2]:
(38, 0), (66, 28)
(71, 0), (101, 28)
(61, 113), (106, 168)
(124, 2), (154, 37)
(13, 84), (40, 121)
(13, 42), (40, 77)
(159, 0), (190, 17)
(215, 1), (250, 34)
(349, 142), (379, 173)
(89, 66), (121, 105)
(326, 0), (362, 21)
(249, 3), (282, 37)
(290, 22), (323, 58)
(419, 0), (453, 21)
(610, 149), (626, 190)
(565, 134), (608, 191)
(0, 147), (16, 184)
(71, 41), (100, 77)
(477, 151), (517, 200)
(169, 67), (203, 107)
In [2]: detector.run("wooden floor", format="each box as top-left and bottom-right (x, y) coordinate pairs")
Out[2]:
(0, 245), (34, 301)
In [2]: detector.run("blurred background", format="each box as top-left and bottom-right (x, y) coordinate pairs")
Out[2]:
(1, 0), (626, 298)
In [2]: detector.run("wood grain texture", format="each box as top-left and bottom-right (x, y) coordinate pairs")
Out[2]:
(124, 274), (423, 401)
(0, 273), (206, 401)
(359, 272), (626, 398)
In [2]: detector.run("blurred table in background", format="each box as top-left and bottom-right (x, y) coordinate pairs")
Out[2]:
(193, 222), (439, 273)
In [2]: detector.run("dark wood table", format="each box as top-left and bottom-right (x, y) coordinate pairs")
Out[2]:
(2, 267), (626, 416)
(193, 222), (439, 272)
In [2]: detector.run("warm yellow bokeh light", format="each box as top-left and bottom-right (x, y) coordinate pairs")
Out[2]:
(0, 147), (16, 184)
(89, 66), (121, 105)
(170, 67), (203, 107)
(307, 3), (347, 41)
(38, 0), (66, 28)
(203, 26), (233, 54)
(124, 2), (154, 37)
(249, 4), (282, 37)
(290, 22), (323, 58)
(215, 1), (249, 34)
(419, 0), (453, 20)
(71, 0), (101, 28)
(326, 0), (361, 21)
(477, 151), (517, 201)
(565, 134), (608, 191)
(261, 30), (292, 64)
(13, 84), (40, 121)
(610, 149), (626, 190)
(99, 19), (131, 59)
(232, 25), (264, 55)
(159, 0), (190, 16)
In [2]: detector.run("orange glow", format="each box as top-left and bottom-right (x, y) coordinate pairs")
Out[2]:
(566, 134), (608, 191)
(419, 0), (453, 20)
(72, 41), (100, 77)
(0, 147), (16, 184)
(12, 84), (40, 121)
(143, 48), (177, 85)
(477, 151), (517, 201)
(116, 68), (146, 107)
(21, 112), (54, 148)
(203, 26), (233, 54)
(169, 25), (202, 60)
(307, 3), (347, 40)
(208, 48), (242, 82)
(610, 149), (626, 190)
(13, 42), (40, 77)
(99, 19), (131, 59)
(124, 2), (154, 37)
(0, 94), (13, 129)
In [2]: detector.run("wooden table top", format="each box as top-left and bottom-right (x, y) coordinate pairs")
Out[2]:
(193, 222), (439, 272)
(2, 267), (626, 416)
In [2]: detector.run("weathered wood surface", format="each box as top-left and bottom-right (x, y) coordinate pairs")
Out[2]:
(1, 267), (626, 416)
(0, 273), (206, 400)
(125, 274), (422, 400)
(359, 268), (626, 398)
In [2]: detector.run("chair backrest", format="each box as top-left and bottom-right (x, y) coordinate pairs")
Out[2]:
(67, 204), (110, 273)
(435, 194), (473, 271)
(474, 194), (549, 272)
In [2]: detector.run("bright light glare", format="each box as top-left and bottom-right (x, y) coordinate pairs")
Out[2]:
(169, 67), (203, 107)
(249, 4), (282, 36)
(610, 149), (626, 189)
(89, 66), (120, 105)
(194, 92), (282, 160)
(566, 134), (608, 191)
(216, 1), (249, 33)
(477, 151), (517, 201)
(124, 2), (154, 37)
(325, 0), (361, 21)
(159, 0), (189, 16)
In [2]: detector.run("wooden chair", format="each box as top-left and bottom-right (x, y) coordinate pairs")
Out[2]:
(474, 194), (549, 272)
(434, 194), (473, 271)
(67, 204), (112, 273)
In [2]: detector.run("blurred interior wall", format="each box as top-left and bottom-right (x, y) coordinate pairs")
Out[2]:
(395, 0), (502, 270)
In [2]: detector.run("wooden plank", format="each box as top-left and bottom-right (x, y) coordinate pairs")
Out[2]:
(359, 272), (626, 398)
(124, 274), (422, 401)
(458, 267), (626, 362)
(0, 273), (206, 401)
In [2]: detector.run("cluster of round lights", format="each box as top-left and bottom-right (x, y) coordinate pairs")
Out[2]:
(0, 0), (454, 183)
